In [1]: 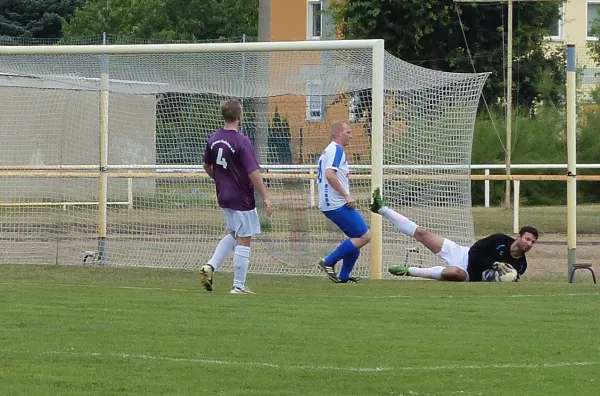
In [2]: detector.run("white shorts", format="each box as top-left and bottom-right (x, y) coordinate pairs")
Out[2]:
(436, 238), (470, 280)
(222, 208), (261, 238)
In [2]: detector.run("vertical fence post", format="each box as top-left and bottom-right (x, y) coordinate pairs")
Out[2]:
(128, 171), (133, 210)
(513, 180), (520, 234)
(484, 168), (490, 208)
(566, 44), (578, 282)
(309, 168), (315, 208)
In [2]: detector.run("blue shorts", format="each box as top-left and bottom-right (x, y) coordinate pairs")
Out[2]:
(322, 206), (369, 238)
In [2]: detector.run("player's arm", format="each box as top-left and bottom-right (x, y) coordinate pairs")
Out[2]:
(241, 139), (272, 215)
(202, 142), (215, 179)
(469, 234), (508, 270)
(248, 170), (272, 214)
(325, 169), (355, 209)
(514, 259), (527, 281)
(203, 163), (215, 180)
(323, 148), (355, 208)
(325, 168), (349, 198)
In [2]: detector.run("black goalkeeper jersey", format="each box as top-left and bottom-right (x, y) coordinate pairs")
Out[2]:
(467, 233), (528, 281)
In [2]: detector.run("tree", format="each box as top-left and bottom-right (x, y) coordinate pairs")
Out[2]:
(62, 0), (258, 41)
(329, 0), (566, 109)
(62, 0), (260, 166)
(0, 0), (80, 40)
(156, 93), (226, 165)
(267, 107), (292, 164)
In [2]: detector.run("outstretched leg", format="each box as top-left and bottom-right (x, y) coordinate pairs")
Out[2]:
(370, 188), (467, 282)
(371, 188), (444, 254)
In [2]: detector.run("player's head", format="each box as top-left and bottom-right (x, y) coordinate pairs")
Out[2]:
(330, 120), (352, 147)
(516, 226), (538, 252)
(221, 99), (243, 125)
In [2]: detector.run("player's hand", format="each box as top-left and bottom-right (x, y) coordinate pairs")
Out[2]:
(345, 195), (356, 209)
(492, 261), (514, 275)
(263, 198), (273, 216)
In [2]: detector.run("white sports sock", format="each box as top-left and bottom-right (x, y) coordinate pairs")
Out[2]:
(408, 266), (445, 280)
(207, 234), (237, 270)
(233, 245), (251, 288)
(379, 206), (418, 237)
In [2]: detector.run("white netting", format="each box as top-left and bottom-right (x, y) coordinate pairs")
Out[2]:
(0, 44), (488, 277)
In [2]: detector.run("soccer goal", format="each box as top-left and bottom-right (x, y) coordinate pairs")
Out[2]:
(0, 40), (488, 279)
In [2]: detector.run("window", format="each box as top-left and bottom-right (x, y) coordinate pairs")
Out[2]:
(307, 0), (322, 40)
(548, 5), (564, 41)
(349, 91), (366, 123)
(306, 81), (324, 121)
(588, 2), (600, 39)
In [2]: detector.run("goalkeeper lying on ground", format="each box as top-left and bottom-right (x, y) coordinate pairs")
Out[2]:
(369, 188), (538, 282)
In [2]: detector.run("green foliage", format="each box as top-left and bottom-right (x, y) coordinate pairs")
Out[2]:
(472, 107), (565, 206)
(329, 0), (566, 109)
(156, 93), (226, 165)
(267, 107), (292, 164)
(0, 0), (79, 39)
(468, 105), (600, 206)
(575, 108), (600, 203)
(62, 0), (258, 41)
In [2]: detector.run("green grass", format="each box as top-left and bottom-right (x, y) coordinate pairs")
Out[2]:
(473, 204), (600, 236)
(1, 265), (598, 396)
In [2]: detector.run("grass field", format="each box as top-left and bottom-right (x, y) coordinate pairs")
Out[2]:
(1, 264), (599, 396)
(472, 204), (600, 236)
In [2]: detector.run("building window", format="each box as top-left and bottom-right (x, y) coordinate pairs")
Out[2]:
(306, 81), (324, 121)
(307, 0), (322, 40)
(548, 5), (564, 41)
(587, 2), (600, 40)
(349, 91), (366, 123)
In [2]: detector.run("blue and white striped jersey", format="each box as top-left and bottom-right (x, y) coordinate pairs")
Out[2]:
(317, 142), (350, 211)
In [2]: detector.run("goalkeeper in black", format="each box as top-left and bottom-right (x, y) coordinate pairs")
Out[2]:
(370, 188), (538, 282)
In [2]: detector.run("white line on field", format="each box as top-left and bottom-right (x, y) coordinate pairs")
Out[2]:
(9, 304), (128, 312)
(11, 350), (595, 373)
(0, 282), (193, 292)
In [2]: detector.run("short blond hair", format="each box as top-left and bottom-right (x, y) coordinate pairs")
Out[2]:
(221, 99), (242, 122)
(330, 120), (349, 139)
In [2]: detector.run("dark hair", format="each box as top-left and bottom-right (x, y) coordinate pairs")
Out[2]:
(519, 226), (538, 239)
(221, 100), (242, 122)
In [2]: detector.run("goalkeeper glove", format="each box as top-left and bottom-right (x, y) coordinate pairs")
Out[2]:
(492, 261), (515, 275)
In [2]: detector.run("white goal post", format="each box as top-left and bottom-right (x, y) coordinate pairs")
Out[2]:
(0, 40), (488, 279)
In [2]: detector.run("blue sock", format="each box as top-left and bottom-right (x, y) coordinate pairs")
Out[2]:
(339, 250), (361, 281)
(324, 239), (359, 267)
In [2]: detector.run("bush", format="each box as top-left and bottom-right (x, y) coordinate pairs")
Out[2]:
(471, 106), (568, 205)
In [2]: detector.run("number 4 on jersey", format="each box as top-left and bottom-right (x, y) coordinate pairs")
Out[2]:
(216, 147), (228, 169)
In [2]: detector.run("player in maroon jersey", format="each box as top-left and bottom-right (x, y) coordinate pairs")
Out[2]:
(200, 100), (272, 294)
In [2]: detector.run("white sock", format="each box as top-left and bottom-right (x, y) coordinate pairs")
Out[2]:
(408, 266), (445, 280)
(233, 245), (251, 288)
(379, 206), (418, 237)
(207, 234), (237, 270)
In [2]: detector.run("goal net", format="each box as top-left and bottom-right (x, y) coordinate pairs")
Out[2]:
(0, 41), (488, 278)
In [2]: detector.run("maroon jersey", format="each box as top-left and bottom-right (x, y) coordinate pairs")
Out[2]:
(203, 129), (260, 211)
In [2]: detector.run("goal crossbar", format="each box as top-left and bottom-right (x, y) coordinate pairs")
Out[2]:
(0, 39), (384, 56)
